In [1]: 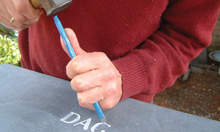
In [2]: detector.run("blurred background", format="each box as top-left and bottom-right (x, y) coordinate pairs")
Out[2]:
(0, 24), (20, 67)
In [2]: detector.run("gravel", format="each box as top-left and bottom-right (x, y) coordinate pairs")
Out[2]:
(154, 72), (220, 121)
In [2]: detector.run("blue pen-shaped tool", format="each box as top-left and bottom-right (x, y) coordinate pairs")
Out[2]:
(54, 16), (106, 123)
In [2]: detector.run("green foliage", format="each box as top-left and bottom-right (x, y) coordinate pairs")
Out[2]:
(0, 25), (7, 34)
(0, 34), (21, 66)
(0, 24), (15, 36)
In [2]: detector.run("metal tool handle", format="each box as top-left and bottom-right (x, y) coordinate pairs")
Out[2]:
(30, 0), (41, 8)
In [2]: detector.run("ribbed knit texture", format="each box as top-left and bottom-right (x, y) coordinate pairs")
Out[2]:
(18, 0), (220, 103)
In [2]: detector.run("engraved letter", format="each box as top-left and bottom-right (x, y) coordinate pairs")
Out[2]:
(91, 122), (111, 132)
(60, 112), (80, 124)
(73, 118), (92, 130)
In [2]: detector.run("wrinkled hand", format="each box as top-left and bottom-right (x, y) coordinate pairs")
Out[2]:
(60, 28), (122, 111)
(0, 0), (42, 31)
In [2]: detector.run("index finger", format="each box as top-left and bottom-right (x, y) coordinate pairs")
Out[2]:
(66, 53), (101, 79)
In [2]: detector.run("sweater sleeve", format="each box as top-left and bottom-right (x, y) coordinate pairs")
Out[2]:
(112, 0), (220, 101)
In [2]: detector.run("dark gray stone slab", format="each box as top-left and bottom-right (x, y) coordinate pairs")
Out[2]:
(0, 64), (220, 132)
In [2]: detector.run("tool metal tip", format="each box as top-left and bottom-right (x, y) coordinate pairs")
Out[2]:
(101, 117), (107, 123)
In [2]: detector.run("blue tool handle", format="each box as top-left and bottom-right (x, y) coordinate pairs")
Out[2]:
(93, 102), (105, 120)
(54, 16), (106, 122)
(54, 16), (76, 59)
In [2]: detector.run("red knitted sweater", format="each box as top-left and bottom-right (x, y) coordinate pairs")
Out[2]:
(18, 0), (220, 103)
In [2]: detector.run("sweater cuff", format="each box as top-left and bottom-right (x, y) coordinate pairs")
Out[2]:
(112, 53), (148, 101)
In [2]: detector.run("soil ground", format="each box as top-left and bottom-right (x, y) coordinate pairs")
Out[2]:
(154, 71), (220, 122)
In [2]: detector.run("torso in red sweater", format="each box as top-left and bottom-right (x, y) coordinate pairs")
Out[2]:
(18, 0), (220, 103)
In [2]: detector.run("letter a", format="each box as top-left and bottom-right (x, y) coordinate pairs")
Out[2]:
(73, 118), (92, 130)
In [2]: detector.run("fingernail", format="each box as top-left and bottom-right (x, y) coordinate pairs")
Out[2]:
(72, 61), (80, 71)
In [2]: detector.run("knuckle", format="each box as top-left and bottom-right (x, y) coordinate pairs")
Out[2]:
(94, 52), (107, 61)
(66, 62), (74, 79)
(72, 77), (84, 90)
(66, 63), (70, 73)
(109, 83), (118, 95)
(99, 52), (107, 60)
(14, 3), (25, 13)
(14, 15), (26, 23)
(67, 60), (80, 74)
(103, 101), (115, 110)
(27, 17), (40, 25)
(105, 84), (120, 98)
(100, 69), (112, 81)
(78, 95), (86, 107)
(15, 23), (25, 29)
(70, 79), (76, 91)
(110, 89), (117, 98)
(71, 61), (80, 72)
(31, 12), (41, 20)
(32, 17), (40, 23)
(103, 69), (110, 77)
(78, 102), (84, 107)
(66, 71), (71, 79)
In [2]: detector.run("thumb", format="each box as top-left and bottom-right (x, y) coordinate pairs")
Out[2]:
(60, 28), (86, 57)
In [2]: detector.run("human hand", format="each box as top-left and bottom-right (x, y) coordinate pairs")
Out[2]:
(0, 0), (42, 31)
(60, 28), (122, 111)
